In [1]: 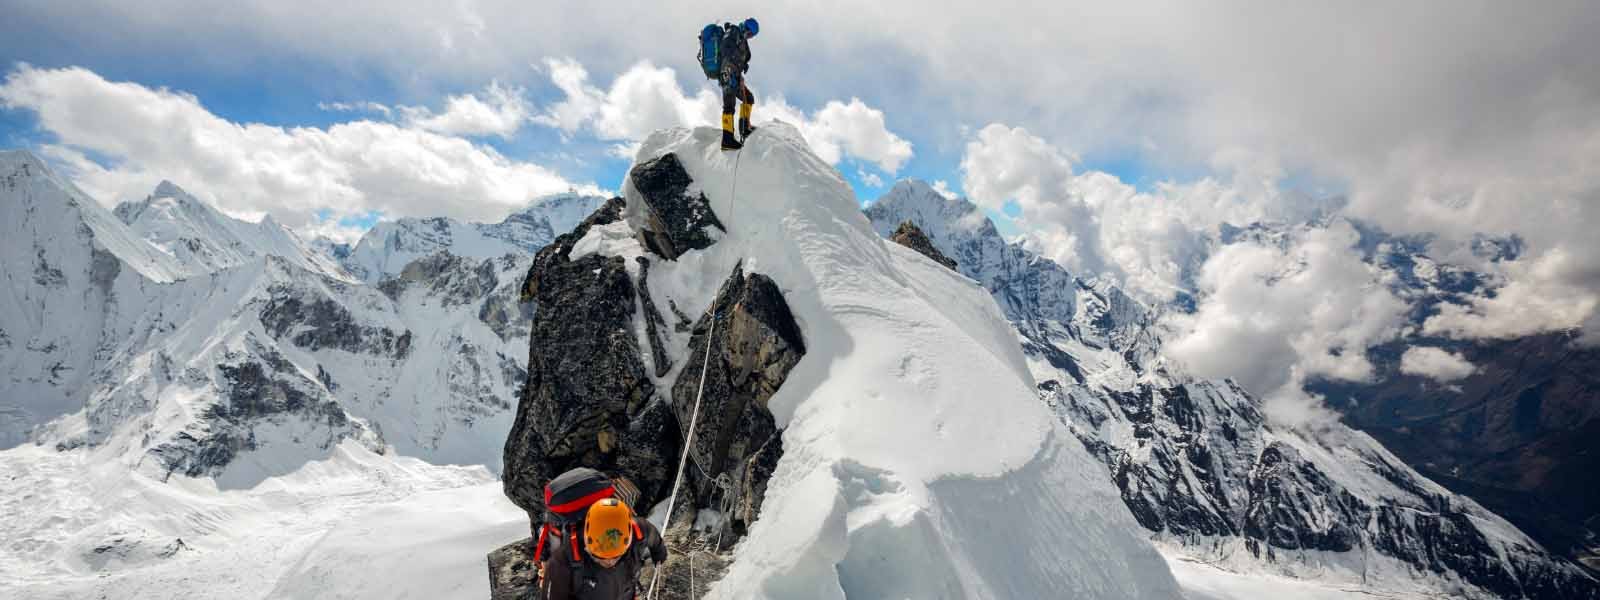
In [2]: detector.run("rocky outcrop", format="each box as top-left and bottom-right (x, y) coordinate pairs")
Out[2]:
(259, 275), (413, 359)
(888, 220), (957, 271)
(147, 337), (377, 479)
(629, 154), (724, 260)
(496, 156), (806, 597)
(486, 538), (537, 600)
(670, 261), (805, 536)
(502, 197), (678, 517)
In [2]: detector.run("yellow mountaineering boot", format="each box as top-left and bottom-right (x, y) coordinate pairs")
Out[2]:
(739, 102), (756, 139)
(721, 112), (742, 151)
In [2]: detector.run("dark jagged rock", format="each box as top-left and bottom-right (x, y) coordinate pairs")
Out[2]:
(486, 538), (537, 600)
(148, 339), (371, 479)
(629, 154), (724, 260)
(259, 287), (412, 359)
(888, 220), (958, 271)
(520, 197), (625, 303)
(502, 197), (678, 520)
(667, 299), (693, 333)
(670, 261), (805, 535)
(378, 251), (499, 307)
(636, 257), (673, 378)
(1243, 442), (1360, 553)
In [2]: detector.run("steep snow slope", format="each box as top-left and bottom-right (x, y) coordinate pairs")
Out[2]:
(0, 151), (184, 447)
(114, 180), (350, 280)
(867, 179), (1599, 599)
(342, 192), (605, 282)
(579, 124), (1184, 598)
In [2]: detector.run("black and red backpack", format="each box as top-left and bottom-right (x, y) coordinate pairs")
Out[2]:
(532, 467), (617, 567)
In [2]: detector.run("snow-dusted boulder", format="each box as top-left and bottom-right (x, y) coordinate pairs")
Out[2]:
(627, 152), (725, 261)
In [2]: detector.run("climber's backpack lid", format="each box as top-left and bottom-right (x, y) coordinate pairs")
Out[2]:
(544, 467), (614, 522)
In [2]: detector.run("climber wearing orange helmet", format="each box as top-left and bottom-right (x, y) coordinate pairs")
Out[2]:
(538, 497), (667, 600)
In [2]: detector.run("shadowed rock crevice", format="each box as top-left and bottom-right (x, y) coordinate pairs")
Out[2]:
(670, 261), (805, 537)
(636, 256), (673, 378)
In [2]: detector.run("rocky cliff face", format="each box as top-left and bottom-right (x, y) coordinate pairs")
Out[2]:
(870, 178), (1600, 599)
(501, 196), (676, 515)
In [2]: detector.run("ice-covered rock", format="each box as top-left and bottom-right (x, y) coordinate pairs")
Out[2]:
(626, 153), (725, 260)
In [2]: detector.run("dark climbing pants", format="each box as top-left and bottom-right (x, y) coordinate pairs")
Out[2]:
(722, 73), (754, 118)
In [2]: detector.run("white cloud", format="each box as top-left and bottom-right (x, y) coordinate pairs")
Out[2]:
(930, 180), (958, 199)
(532, 58), (719, 142)
(1161, 220), (1410, 423)
(1423, 248), (1600, 342)
(960, 124), (1102, 272)
(959, 123), (1330, 300)
(400, 80), (530, 139)
(299, 214), (371, 246)
(1399, 346), (1477, 382)
(0, 64), (600, 229)
(802, 98), (913, 173)
(318, 100), (392, 116)
(532, 59), (913, 174)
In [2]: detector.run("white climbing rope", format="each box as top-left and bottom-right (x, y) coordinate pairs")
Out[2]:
(646, 138), (746, 600)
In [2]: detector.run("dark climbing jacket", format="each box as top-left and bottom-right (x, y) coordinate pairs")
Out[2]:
(717, 23), (752, 85)
(538, 516), (667, 600)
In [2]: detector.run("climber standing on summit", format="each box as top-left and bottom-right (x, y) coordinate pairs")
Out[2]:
(698, 18), (760, 150)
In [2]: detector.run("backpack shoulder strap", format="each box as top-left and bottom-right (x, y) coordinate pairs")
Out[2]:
(532, 523), (551, 562)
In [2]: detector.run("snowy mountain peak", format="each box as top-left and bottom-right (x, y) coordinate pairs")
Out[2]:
(342, 192), (606, 282)
(111, 180), (351, 280)
(873, 178), (1000, 242)
(151, 179), (190, 200)
(0, 148), (52, 177)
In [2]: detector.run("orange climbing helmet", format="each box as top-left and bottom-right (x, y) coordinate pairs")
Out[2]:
(583, 498), (635, 559)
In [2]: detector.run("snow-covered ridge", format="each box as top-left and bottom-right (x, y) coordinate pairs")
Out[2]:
(572, 124), (1185, 598)
(341, 192), (606, 282)
(113, 180), (351, 281)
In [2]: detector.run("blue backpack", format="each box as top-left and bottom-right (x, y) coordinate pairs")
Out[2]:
(697, 23), (723, 79)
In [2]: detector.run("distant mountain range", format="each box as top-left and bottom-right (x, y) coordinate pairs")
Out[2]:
(867, 179), (1599, 598)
